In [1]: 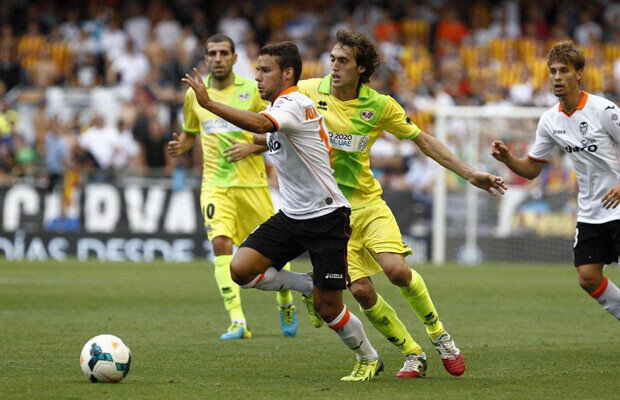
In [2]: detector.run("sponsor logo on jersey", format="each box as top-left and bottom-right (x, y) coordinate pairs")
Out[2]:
(317, 100), (328, 111)
(552, 129), (566, 135)
(328, 131), (369, 152)
(201, 119), (242, 134)
(612, 114), (618, 121)
(605, 105), (615, 111)
(360, 110), (375, 121)
(267, 132), (281, 153)
(238, 92), (250, 101)
(579, 121), (588, 136)
(325, 273), (343, 279)
(564, 143), (598, 154)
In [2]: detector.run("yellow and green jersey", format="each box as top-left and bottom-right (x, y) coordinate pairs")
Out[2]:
(298, 75), (421, 209)
(183, 73), (269, 187)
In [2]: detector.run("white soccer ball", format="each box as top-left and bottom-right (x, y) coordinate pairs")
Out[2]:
(80, 334), (132, 383)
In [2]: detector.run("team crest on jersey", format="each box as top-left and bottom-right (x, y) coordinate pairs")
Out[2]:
(360, 110), (374, 121)
(238, 92), (250, 101)
(579, 121), (588, 136)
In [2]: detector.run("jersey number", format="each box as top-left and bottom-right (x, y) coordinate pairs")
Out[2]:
(205, 204), (215, 219)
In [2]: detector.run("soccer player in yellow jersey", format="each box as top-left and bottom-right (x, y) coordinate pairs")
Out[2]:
(167, 35), (298, 340)
(297, 30), (506, 377)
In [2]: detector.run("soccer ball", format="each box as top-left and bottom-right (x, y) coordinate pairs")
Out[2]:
(80, 334), (132, 383)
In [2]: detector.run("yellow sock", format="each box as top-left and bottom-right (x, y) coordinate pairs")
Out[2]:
(400, 268), (445, 339)
(361, 294), (423, 356)
(276, 263), (294, 307)
(214, 255), (245, 323)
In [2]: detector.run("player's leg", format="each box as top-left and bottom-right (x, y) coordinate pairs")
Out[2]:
(347, 225), (426, 378)
(201, 187), (248, 339)
(574, 221), (620, 320)
(235, 187), (297, 336)
(364, 202), (465, 375)
(306, 208), (381, 381)
(348, 277), (427, 378)
(232, 211), (313, 297)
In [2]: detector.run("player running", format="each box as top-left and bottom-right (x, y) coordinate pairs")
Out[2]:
(182, 41), (383, 381)
(167, 34), (298, 340)
(297, 30), (506, 378)
(492, 41), (620, 322)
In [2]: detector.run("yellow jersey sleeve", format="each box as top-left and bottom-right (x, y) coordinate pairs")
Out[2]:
(182, 88), (200, 135)
(248, 86), (269, 113)
(380, 96), (421, 140)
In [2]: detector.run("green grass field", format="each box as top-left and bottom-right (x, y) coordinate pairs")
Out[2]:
(1, 260), (619, 399)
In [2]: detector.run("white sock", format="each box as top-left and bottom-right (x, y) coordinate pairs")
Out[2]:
(591, 277), (620, 321)
(241, 267), (313, 297)
(326, 306), (379, 361)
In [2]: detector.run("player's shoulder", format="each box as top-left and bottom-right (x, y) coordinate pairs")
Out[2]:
(273, 89), (313, 110)
(586, 92), (617, 113)
(297, 78), (322, 93)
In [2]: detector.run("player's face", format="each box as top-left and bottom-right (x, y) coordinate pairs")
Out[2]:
(205, 41), (236, 81)
(256, 54), (289, 102)
(548, 61), (582, 98)
(330, 44), (365, 89)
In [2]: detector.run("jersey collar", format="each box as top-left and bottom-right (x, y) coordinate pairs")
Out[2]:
(558, 91), (588, 117)
(205, 73), (245, 88)
(273, 85), (298, 101)
(318, 74), (370, 99)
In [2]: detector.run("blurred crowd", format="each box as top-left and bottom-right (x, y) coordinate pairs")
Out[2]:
(1, 0), (619, 204)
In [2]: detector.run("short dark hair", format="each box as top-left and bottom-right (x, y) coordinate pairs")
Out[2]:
(335, 29), (380, 84)
(206, 34), (235, 54)
(259, 41), (302, 84)
(547, 40), (585, 72)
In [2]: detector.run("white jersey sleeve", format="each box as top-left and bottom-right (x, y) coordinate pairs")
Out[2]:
(601, 102), (620, 144)
(261, 96), (303, 133)
(528, 114), (555, 163)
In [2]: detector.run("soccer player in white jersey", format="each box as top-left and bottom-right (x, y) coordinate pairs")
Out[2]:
(492, 41), (620, 322)
(182, 41), (383, 381)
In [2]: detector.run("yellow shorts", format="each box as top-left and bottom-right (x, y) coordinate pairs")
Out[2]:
(347, 200), (412, 283)
(200, 186), (275, 246)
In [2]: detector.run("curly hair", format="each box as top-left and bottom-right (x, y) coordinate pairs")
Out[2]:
(335, 29), (380, 84)
(547, 40), (585, 72)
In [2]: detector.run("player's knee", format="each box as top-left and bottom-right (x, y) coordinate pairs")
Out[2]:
(212, 236), (233, 256)
(578, 273), (602, 293)
(349, 278), (377, 309)
(229, 258), (250, 286)
(382, 260), (410, 286)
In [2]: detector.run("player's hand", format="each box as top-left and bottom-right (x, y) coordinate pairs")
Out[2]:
(602, 184), (620, 209)
(223, 139), (254, 162)
(491, 141), (512, 163)
(182, 68), (211, 109)
(167, 133), (184, 157)
(468, 171), (507, 196)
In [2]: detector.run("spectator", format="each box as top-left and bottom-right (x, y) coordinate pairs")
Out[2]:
(78, 114), (119, 169)
(574, 11), (603, 45)
(108, 40), (150, 86)
(45, 116), (68, 190)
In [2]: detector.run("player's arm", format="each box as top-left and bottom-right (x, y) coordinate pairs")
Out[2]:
(223, 139), (268, 162)
(167, 131), (196, 157)
(490, 141), (544, 180)
(381, 96), (505, 195)
(601, 103), (620, 209)
(182, 68), (275, 134)
(413, 132), (506, 195)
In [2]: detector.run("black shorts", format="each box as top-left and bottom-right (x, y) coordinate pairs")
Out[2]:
(241, 207), (351, 290)
(573, 220), (620, 267)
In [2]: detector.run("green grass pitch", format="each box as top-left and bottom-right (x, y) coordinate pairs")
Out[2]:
(1, 259), (619, 399)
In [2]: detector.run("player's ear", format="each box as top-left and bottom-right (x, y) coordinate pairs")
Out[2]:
(576, 68), (583, 85)
(357, 64), (366, 75)
(232, 52), (238, 65)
